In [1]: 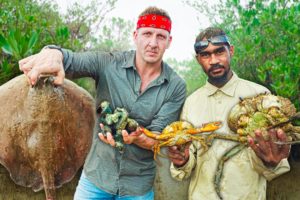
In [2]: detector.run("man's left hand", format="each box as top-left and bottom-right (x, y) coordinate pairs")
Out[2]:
(248, 129), (291, 167)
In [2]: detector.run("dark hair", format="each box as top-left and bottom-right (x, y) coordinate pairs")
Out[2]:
(139, 6), (171, 22)
(194, 27), (231, 54)
(195, 27), (227, 42)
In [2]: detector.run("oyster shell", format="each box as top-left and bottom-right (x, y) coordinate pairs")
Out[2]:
(228, 93), (299, 139)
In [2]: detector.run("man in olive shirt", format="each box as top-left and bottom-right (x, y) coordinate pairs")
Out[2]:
(168, 27), (290, 200)
(19, 7), (186, 200)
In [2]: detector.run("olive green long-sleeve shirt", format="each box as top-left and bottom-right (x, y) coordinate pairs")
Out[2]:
(61, 49), (186, 196)
(170, 73), (290, 200)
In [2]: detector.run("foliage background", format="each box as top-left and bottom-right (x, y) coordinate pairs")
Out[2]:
(1, 0), (299, 110)
(183, 0), (299, 110)
(0, 0), (134, 96)
(0, 0), (299, 199)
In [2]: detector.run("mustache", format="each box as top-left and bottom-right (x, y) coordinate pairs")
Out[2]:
(208, 64), (224, 73)
(146, 49), (158, 53)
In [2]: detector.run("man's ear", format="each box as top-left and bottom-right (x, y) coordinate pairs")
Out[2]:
(133, 30), (138, 44)
(195, 54), (201, 64)
(229, 45), (234, 57)
(166, 35), (172, 49)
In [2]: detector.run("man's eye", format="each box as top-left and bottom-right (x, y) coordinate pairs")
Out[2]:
(157, 35), (166, 40)
(215, 47), (226, 54)
(200, 53), (210, 58)
(216, 49), (225, 54)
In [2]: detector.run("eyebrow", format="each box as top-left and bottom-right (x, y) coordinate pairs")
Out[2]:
(199, 46), (226, 55)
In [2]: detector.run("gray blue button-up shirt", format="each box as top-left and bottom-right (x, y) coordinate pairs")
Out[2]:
(61, 49), (186, 196)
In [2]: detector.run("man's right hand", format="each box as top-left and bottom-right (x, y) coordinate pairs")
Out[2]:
(168, 144), (190, 167)
(98, 123), (117, 147)
(19, 48), (65, 86)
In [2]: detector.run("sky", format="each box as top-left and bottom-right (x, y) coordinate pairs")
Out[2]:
(54, 0), (211, 61)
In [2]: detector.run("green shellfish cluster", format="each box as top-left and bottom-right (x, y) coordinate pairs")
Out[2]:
(97, 101), (138, 152)
(228, 93), (300, 140)
(210, 93), (300, 200)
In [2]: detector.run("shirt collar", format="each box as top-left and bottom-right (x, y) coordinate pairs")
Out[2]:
(122, 50), (136, 69)
(122, 50), (169, 83)
(204, 72), (239, 97)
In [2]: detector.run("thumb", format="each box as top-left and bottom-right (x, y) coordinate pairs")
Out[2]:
(53, 69), (65, 85)
(27, 68), (40, 86)
(122, 130), (131, 144)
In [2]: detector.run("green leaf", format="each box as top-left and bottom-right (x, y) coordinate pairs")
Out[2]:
(252, 18), (260, 26)
(7, 31), (21, 59)
(1, 59), (11, 74)
(25, 31), (39, 55)
(0, 34), (13, 55)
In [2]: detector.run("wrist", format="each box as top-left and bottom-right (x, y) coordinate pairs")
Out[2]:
(174, 159), (188, 168)
(42, 45), (63, 60)
(43, 45), (62, 51)
(136, 134), (156, 150)
(173, 155), (189, 168)
(263, 159), (280, 168)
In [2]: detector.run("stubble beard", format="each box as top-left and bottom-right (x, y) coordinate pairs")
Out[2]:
(207, 64), (232, 86)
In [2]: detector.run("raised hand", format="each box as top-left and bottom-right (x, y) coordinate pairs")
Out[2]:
(19, 48), (65, 86)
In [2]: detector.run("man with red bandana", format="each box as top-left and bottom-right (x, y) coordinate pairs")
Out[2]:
(19, 6), (186, 200)
(168, 27), (290, 200)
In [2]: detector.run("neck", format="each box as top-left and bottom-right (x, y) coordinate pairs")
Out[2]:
(135, 55), (162, 93)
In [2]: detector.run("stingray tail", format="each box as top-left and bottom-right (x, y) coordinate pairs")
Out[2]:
(41, 169), (56, 200)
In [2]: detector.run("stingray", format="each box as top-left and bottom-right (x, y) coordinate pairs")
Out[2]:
(0, 75), (95, 199)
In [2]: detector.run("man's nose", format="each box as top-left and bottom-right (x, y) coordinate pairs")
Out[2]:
(148, 36), (158, 47)
(209, 53), (220, 65)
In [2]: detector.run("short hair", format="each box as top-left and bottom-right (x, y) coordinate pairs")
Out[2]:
(194, 27), (231, 53)
(138, 6), (171, 22)
(195, 27), (227, 43)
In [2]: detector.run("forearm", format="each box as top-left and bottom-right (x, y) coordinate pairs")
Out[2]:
(61, 49), (106, 79)
(248, 148), (290, 181)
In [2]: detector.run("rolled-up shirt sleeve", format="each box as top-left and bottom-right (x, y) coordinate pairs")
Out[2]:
(170, 142), (198, 181)
(61, 48), (112, 79)
(147, 79), (186, 132)
(248, 148), (290, 181)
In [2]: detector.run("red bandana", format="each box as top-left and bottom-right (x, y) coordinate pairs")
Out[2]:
(136, 14), (172, 33)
